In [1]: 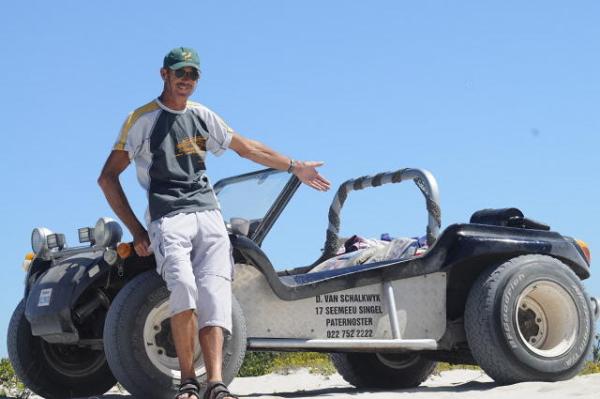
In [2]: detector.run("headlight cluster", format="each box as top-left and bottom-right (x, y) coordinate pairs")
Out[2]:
(93, 217), (123, 247)
(30, 217), (123, 256)
(31, 227), (54, 254)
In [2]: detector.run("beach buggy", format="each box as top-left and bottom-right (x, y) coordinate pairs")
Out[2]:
(8, 167), (599, 399)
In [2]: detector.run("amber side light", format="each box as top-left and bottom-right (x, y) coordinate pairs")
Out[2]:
(576, 239), (591, 264)
(117, 242), (133, 259)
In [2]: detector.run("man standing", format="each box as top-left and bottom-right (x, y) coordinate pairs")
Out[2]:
(98, 47), (330, 399)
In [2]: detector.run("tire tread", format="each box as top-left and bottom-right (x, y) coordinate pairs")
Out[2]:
(465, 254), (593, 384)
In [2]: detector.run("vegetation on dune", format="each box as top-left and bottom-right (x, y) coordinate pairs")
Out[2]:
(433, 362), (481, 374)
(238, 351), (336, 377)
(594, 333), (600, 362)
(581, 333), (600, 375)
(580, 361), (600, 375)
(0, 358), (24, 397)
(237, 351), (279, 377)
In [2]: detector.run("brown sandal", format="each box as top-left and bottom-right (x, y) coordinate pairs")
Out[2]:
(175, 378), (201, 399)
(203, 381), (237, 399)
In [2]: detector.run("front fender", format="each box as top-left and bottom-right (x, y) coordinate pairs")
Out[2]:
(25, 252), (110, 343)
(24, 257), (51, 298)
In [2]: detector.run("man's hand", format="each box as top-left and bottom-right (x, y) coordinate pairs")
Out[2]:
(292, 161), (331, 191)
(132, 228), (152, 257)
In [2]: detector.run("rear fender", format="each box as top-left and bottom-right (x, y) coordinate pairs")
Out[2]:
(444, 225), (590, 278)
(24, 252), (111, 344)
(442, 224), (590, 320)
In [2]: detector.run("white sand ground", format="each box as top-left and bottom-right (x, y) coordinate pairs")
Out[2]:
(3, 369), (600, 399)
(227, 369), (600, 399)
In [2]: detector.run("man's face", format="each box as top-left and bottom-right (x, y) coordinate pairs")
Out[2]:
(161, 66), (199, 98)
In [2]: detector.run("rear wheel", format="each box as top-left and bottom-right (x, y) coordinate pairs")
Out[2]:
(465, 255), (594, 384)
(330, 352), (436, 389)
(104, 271), (247, 399)
(7, 300), (116, 399)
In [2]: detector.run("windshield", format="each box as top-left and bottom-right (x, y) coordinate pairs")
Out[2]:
(214, 169), (291, 236)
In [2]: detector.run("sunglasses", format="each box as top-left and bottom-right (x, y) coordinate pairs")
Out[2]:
(173, 69), (200, 81)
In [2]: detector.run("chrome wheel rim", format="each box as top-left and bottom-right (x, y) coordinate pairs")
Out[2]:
(515, 281), (578, 358)
(143, 300), (205, 378)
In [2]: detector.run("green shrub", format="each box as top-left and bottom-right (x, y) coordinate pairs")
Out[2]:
(433, 362), (480, 375)
(0, 358), (24, 393)
(237, 352), (278, 377)
(238, 352), (335, 377)
(593, 333), (600, 363)
(580, 333), (600, 375)
(580, 361), (600, 375)
(270, 352), (336, 376)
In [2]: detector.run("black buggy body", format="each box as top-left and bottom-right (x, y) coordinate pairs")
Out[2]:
(9, 168), (598, 399)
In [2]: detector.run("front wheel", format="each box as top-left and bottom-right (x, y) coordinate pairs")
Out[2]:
(7, 300), (116, 399)
(330, 352), (436, 389)
(465, 255), (595, 384)
(103, 271), (247, 399)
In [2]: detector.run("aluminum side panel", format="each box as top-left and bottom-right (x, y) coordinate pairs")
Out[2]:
(233, 264), (446, 340)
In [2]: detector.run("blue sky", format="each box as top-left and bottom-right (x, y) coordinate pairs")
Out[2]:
(0, 1), (599, 357)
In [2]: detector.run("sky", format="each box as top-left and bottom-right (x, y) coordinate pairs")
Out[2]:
(0, 1), (599, 358)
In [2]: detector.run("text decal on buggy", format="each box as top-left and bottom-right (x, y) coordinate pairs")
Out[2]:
(38, 288), (52, 307)
(315, 293), (384, 338)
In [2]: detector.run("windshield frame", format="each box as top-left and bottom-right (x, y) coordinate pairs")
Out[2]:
(213, 168), (301, 245)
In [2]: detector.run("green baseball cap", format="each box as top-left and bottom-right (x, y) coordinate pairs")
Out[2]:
(163, 47), (200, 70)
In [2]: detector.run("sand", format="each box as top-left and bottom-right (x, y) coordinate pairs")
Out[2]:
(3, 369), (599, 398)
(228, 369), (600, 399)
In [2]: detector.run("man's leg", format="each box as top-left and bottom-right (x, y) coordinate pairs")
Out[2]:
(198, 325), (236, 399)
(148, 213), (200, 396)
(198, 326), (224, 382)
(171, 309), (198, 381)
(194, 274), (232, 382)
(191, 210), (235, 398)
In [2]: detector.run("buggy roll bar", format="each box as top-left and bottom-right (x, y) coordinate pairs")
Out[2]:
(322, 168), (441, 259)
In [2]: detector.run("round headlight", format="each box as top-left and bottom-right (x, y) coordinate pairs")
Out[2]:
(93, 217), (123, 247)
(31, 227), (53, 254)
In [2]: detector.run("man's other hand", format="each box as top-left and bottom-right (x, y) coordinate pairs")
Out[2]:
(133, 229), (152, 257)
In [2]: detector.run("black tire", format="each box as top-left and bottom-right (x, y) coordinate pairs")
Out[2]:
(7, 300), (116, 399)
(103, 271), (247, 399)
(330, 352), (436, 389)
(465, 255), (595, 384)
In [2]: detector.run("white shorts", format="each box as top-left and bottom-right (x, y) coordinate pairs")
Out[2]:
(148, 209), (233, 334)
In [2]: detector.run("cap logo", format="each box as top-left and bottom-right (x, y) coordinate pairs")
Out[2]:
(182, 51), (193, 61)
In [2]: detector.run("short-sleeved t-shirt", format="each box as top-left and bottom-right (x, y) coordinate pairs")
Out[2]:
(114, 98), (234, 224)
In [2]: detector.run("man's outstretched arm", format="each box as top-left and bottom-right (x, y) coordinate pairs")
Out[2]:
(97, 150), (151, 256)
(228, 133), (331, 191)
